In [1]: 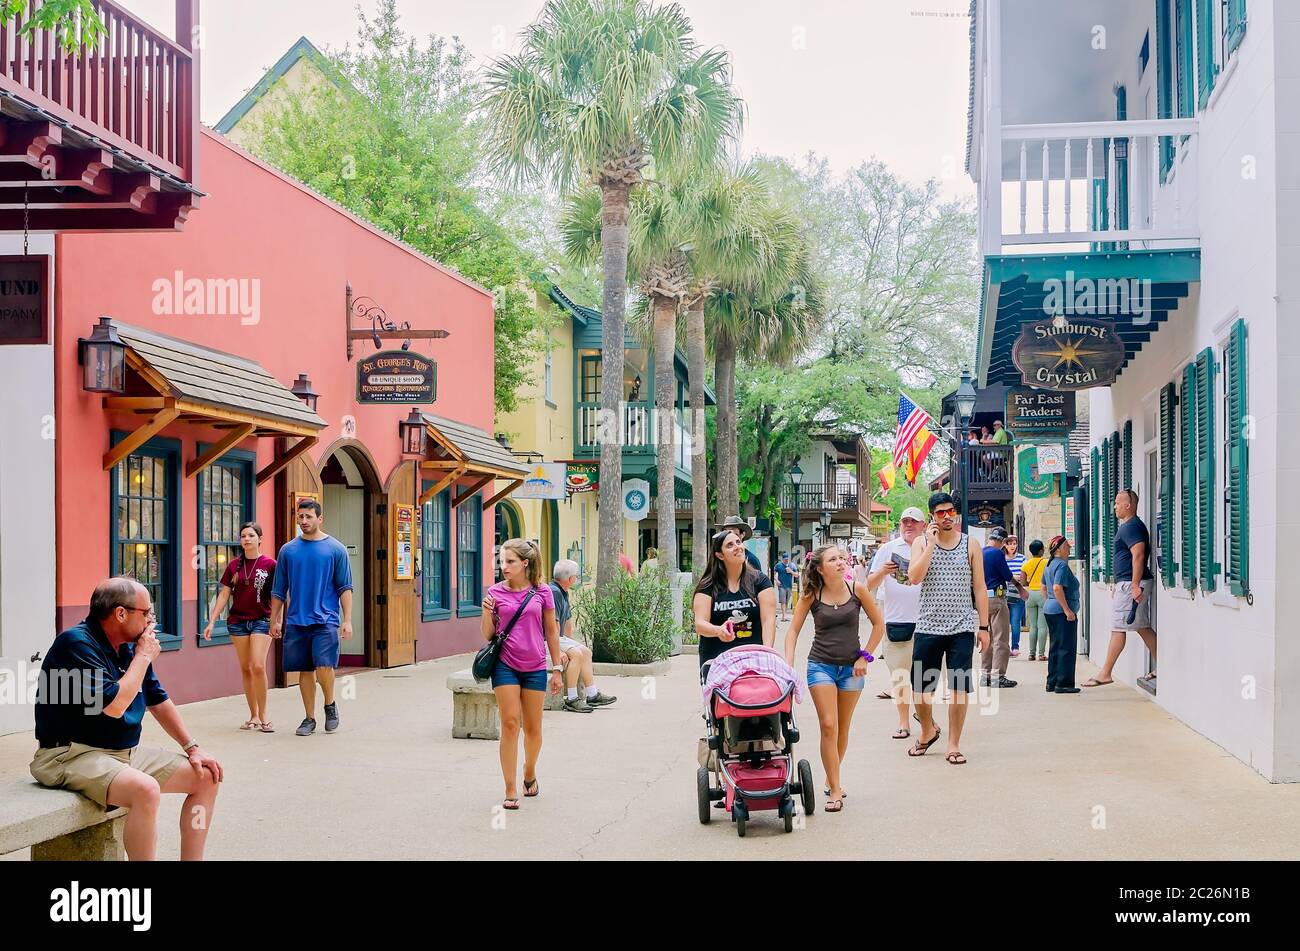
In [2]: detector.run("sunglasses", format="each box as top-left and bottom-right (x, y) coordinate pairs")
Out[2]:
(932, 509), (957, 519)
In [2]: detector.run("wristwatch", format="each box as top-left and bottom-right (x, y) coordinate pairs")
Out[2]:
(978, 625), (990, 632)
(182, 739), (199, 754)
(550, 664), (564, 673)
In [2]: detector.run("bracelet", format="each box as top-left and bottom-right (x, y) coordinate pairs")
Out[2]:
(857, 649), (874, 663)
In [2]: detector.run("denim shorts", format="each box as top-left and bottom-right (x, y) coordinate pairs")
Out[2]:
(806, 660), (865, 692)
(282, 623), (340, 672)
(227, 618), (270, 636)
(491, 664), (548, 692)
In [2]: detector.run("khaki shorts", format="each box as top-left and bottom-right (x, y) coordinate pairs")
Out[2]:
(1112, 579), (1155, 631)
(883, 637), (914, 695)
(30, 742), (187, 807)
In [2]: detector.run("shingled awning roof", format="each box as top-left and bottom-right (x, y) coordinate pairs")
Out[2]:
(102, 321), (325, 485)
(419, 413), (529, 508)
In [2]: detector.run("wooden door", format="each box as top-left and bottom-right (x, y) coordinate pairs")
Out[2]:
(382, 460), (418, 667)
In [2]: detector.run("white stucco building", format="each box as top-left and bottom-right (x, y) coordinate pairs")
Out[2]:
(968, 0), (1297, 780)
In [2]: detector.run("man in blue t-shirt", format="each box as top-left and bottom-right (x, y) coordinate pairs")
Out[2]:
(271, 498), (353, 736)
(1086, 488), (1158, 691)
(980, 527), (1028, 688)
(773, 552), (795, 620)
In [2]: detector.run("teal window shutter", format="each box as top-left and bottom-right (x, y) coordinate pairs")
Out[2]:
(1175, 0), (1195, 118)
(1159, 383), (1178, 587)
(1180, 362), (1198, 590)
(1156, 0), (1175, 179)
(1224, 320), (1249, 598)
(1226, 0), (1247, 55)
(1196, 348), (1219, 591)
(1196, 0), (1219, 108)
(1122, 419), (1134, 491)
(1091, 448), (1102, 580)
(1101, 435), (1114, 581)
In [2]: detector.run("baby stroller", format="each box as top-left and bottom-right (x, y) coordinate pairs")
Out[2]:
(698, 647), (815, 836)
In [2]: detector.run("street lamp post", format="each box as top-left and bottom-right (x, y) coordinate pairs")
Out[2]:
(955, 368), (978, 533)
(790, 462), (803, 561)
(819, 508), (832, 546)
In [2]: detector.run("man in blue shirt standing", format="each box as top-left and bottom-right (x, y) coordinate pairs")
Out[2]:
(271, 498), (353, 736)
(30, 577), (223, 860)
(774, 552), (795, 621)
(980, 527), (1027, 688)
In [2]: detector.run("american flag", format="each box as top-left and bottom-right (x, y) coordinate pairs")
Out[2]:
(891, 393), (937, 487)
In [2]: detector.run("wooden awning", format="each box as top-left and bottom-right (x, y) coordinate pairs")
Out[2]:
(418, 413), (528, 507)
(103, 322), (326, 484)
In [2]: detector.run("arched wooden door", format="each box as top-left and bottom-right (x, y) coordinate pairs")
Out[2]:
(381, 460), (418, 667)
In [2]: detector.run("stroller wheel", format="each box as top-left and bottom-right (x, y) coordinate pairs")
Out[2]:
(696, 768), (712, 825)
(736, 815), (747, 838)
(798, 760), (816, 817)
(783, 800), (794, 834)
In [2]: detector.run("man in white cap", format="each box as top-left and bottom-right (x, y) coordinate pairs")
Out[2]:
(867, 507), (926, 740)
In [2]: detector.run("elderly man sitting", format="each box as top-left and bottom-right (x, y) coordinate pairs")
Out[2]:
(31, 577), (223, 860)
(549, 560), (617, 713)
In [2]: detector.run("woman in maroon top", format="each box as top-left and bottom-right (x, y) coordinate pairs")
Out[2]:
(204, 522), (276, 732)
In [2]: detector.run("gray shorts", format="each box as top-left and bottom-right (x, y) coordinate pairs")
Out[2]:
(1112, 579), (1155, 630)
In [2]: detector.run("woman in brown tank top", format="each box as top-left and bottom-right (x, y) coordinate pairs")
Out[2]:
(783, 545), (885, 812)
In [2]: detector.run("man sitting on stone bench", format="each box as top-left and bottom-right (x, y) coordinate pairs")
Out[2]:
(550, 560), (616, 713)
(30, 577), (223, 860)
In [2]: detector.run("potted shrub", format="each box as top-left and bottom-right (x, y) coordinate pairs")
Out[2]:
(575, 571), (675, 665)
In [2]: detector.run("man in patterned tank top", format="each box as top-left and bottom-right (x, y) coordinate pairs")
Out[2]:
(905, 492), (991, 766)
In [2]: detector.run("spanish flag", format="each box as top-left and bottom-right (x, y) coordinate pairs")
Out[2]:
(877, 461), (896, 493)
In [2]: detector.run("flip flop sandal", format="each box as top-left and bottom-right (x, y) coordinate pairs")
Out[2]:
(825, 798), (844, 813)
(891, 728), (911, 739)
(823, 787), (848, 798)
(946, 751), (967, 765)
(240, 719), (260, 731)
(876, 691), (892, 700)
(523, 778), (540, 798)
(502, 799), (520, 810)
(1082, 677), (1114, 687)
(908, 727), (941, 757)
(259, 721), (275, 733)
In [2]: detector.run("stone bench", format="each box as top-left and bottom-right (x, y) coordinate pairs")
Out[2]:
(446, 668), (567, 740)
(1, 781), (127, 860)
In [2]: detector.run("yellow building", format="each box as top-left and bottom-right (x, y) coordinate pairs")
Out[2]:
(493, 283), (599, 583)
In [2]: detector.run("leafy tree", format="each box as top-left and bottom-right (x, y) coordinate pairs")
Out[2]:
(236, 1), (551, 414)
(4, 0), (104, 50)
(483, 0), (742, 589)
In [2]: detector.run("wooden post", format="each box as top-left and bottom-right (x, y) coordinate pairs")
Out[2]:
(175, 0), (199, 183)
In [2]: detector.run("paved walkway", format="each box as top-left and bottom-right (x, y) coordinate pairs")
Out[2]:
(4, 618), (1299, 860)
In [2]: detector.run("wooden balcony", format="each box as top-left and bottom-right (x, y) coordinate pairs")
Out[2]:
(574, 401), (693, 473)
(0, 0), (199, 232)
(777, 482), (868, 522)
(959, 444), (1014, 500)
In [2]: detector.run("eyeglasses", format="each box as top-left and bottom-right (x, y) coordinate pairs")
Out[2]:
(122, 606), (156, 621)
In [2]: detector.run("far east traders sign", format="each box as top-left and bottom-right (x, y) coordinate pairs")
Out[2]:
(356, 350), (436, 404)
(1011, 318), (1125, 391)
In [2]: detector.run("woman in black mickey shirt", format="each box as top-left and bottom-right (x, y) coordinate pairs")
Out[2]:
(693, 529), (776, 667)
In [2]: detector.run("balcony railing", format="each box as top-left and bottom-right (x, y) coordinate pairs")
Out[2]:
(777, 482), (867, 519)
(996, 118), (1199, 250)
(576, 401), (693, 471)
(0, 0), (197, 180)
(959, 445), (1014, 498)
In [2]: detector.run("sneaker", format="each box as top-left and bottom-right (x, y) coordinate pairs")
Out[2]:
(994, 676), (1018, 688)
(324, 702), (340, 733)
(979, 673), (991, 688)
(562, 698), (593, 713)
(1010, 649), (1020, 657)
(295, 717), (316, 736)
(585, 692), (618, 708)
(1054, 686), (1081, 694)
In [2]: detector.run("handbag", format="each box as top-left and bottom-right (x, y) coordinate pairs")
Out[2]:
(471, 587), (537, 682)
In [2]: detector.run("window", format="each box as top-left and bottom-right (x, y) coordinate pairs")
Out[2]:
(197, 450), (254, 646)
(1196, 0), (1219, 108)
(1195, 348), (1219, 590)
(110, 436), (181, 650)
(579, 353), (602, 402)
(1224, 0), (1247, 57)
(456, 494), (483, 615)
(1156, 0), (1175, 179)
(544, 331), (554, 404)
(1175, 0), (1195, 119)
(1159, 383), (1179, 588)
(421, 487), (450, 620)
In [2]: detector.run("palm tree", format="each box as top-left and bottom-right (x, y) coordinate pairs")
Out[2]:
(709, 207), (823, 520)
(482, 0), (742, 589)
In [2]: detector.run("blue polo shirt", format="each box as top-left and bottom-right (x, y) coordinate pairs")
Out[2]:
(271, 534), (353, 628)
(774, 561), (795, 588)
(34, 619), (169, 750)
(982, 545), (1016, 593)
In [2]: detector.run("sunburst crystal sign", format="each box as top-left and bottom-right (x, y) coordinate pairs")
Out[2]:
(1011, 318), (1126, 390)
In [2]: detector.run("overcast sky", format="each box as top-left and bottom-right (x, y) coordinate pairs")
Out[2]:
(119, 0), (975, 199)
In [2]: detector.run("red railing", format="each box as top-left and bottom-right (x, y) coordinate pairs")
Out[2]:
(0, 0), (197, 180)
